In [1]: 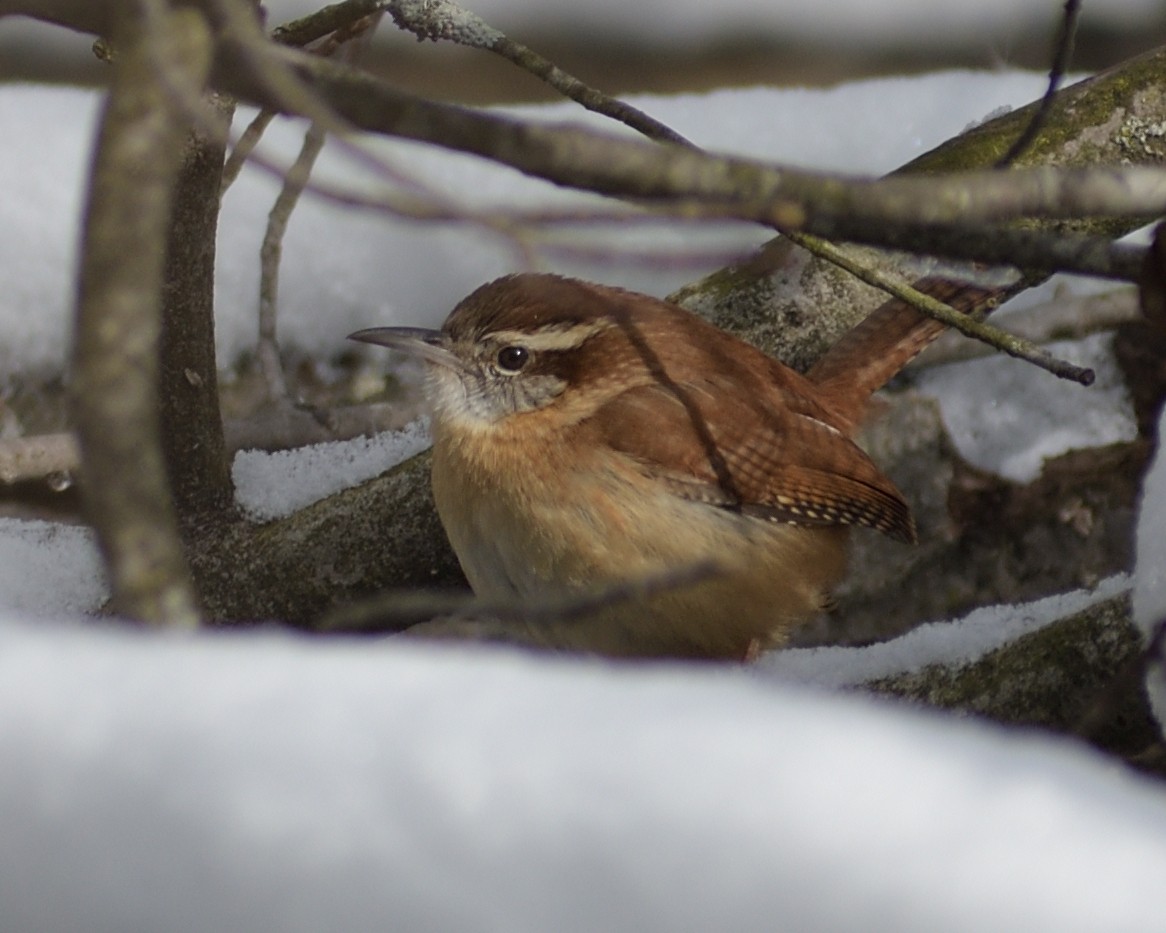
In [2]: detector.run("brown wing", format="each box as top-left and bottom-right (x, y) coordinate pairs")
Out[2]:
(591, 380), (915, 543)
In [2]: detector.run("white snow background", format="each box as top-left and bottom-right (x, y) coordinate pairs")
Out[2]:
(2, 31), (1166, 933)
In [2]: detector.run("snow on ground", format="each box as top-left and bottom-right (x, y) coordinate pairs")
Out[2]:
(0, 518), (104, 616)
(232, 418), (431, 520)
(1, 59), (1165, 931)
(764, 574), (1133, 689)
(915, 331), (1138, 484)
(3, 621), (1166, 933)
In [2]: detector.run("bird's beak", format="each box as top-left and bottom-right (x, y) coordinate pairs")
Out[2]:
(347, 326), (462, 370)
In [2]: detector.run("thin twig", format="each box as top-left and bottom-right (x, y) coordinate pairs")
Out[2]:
(318, 560), (721, 634)
(221, 109), (275, 193)
(788, 232), (1094, 383)
(223, 0), (383, 196)
(537, 241), (755, 269)
(827, 221), (1146, 283)
(212, 0), (451, 203)
(256, 11), (382, 402)
(258, 123), (326, 399)
(386, 0), (692, 147)
(272, 0), (387, 47)
(0, 434), (80, 485)
(495, 35), (693, 145)
(189, 1), (558, 270)
(210, 0), (361, 141)
(996, 0), (1082, 168)
(909, 286), (1139, 370)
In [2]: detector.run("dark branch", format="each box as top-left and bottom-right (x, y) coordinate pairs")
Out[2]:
(996, 0), (1082, 168)
(71, 3), (211, 626)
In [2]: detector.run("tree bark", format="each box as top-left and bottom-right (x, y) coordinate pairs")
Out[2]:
(160, 92), (236, 522)
(71, 4), (213, 626)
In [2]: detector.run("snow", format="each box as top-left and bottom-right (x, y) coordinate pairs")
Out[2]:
(232, 419), (431, 520)
(0, 86), (99, 378)
(1, 39), (1164, 933)
(3, 623), (1166, 933)
(764, 574), (1132, 689)
(915, 331), (1138, 484)
(0, 518), (105, 616)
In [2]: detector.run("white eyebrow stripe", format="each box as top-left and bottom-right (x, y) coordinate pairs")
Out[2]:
(489, 322), (610, 352)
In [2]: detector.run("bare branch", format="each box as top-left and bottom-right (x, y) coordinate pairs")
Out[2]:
(0, 0), (113, 34)
(254, 14), (383, 419)
(432, 12), (1097, 378)
(0, 434), (79, 485)
(258, 124), (326, 399)
(825, 223), (1146, 283)
(158, 89), (236, 520)
(386, 0), (693, 147)
(788, 233), (1095, 384)
(221, 109), (275, 192)
(271, 0), (386, 47)
(215, 43), (1166, 270)
(911, 286), (1139, 369)
(71, 1), (212, 627)
(0, 400), (421, 488)
(10, 3), (1166, 266)
(996, 0), (1082, 168)
(319, 561), (720, 638)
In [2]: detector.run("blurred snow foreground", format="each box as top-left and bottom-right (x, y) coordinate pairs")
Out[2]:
(2, 610), (1166, 933)
(2, 66), (1166, 929)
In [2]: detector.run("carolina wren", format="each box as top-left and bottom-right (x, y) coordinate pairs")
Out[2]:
(350, 273), (975, 660)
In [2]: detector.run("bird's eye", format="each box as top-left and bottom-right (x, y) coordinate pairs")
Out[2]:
(495, 345), (529, 373)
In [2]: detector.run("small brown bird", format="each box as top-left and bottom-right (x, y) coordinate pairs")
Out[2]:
(350, 273), (973, 660)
